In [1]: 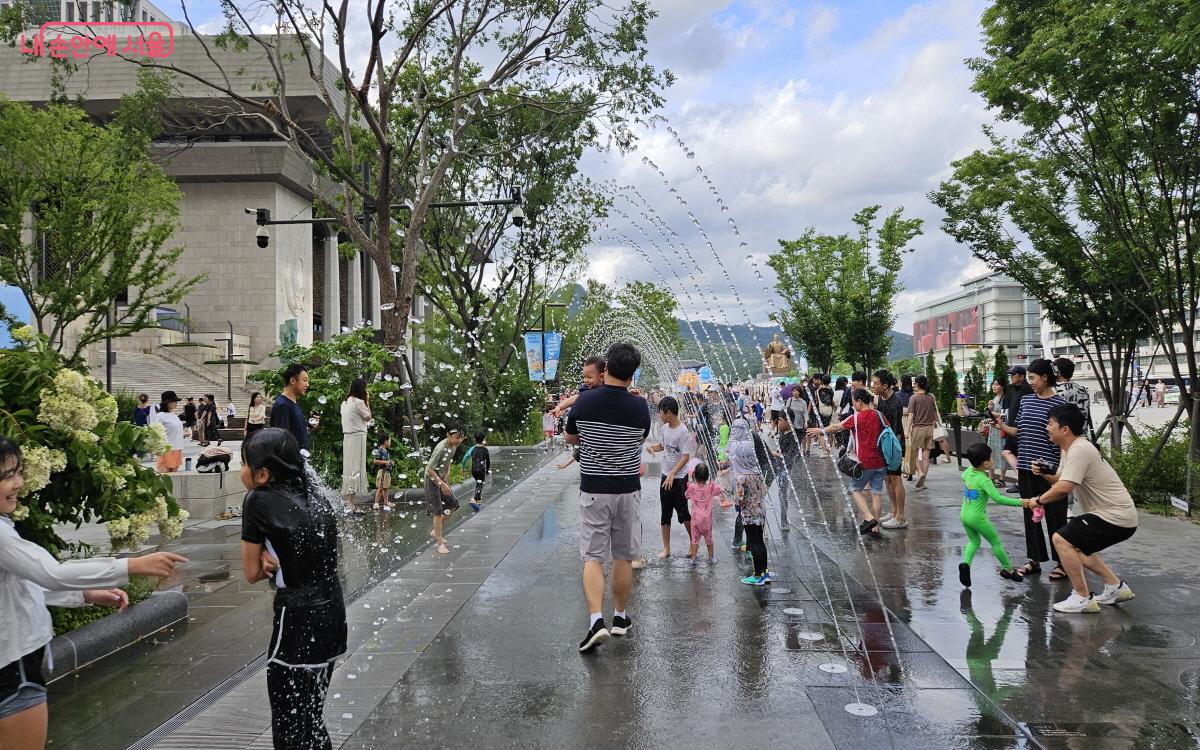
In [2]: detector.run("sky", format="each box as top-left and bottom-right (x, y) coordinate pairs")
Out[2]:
(8, 0), (1001, 342)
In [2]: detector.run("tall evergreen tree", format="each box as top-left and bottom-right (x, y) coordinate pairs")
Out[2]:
(992, 346), (1009, 387)
(924, 351), (940, 398)
(938, 351), (960, 415)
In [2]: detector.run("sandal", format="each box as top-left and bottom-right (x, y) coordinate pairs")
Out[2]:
(1018, 560), (1041, 576)
(1048, 566), (1068, 581)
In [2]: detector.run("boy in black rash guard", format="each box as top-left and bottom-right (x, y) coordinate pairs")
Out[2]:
(240, 428), (346, 750)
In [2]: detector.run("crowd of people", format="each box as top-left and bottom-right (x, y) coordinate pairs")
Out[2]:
(552, 344), (1143, 655)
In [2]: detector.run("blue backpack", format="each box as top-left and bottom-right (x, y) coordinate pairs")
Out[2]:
(876, 412), (903, 471)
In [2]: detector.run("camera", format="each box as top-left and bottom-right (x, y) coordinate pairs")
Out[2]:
(256, 225), (270, 248)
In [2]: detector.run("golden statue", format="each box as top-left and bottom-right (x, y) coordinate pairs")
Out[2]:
(763, 333), (790, 375)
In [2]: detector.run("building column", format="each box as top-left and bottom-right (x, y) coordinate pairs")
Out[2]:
(347, 251), (363, 328)
(323, 234), (340, 341)
(366, 256), (381, 326)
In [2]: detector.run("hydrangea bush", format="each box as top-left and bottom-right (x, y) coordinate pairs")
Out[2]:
(0, 326), (187, 555)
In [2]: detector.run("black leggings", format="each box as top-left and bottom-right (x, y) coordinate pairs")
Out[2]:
(745, 524), (767, 577)
(267, 661), (334, 750)
(472, 472), (486, 502)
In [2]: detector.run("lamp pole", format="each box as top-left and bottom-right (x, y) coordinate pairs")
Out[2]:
(524, 302), (567, 385)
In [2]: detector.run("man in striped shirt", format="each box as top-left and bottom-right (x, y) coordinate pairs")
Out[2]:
(565, 342), (651, 653)
(994, 358), (1066, 579)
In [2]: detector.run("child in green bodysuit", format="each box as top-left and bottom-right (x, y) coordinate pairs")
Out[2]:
(960, 443), (1025, 588)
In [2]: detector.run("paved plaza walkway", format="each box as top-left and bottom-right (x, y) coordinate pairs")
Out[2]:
(101, 445), (1200, 749)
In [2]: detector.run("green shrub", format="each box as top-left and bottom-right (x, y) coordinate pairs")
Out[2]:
(113, 389), (142, 423)
(50, 575), (160, 637)
(0, 327), (186, 556)
(1105, 421), (1192, 509)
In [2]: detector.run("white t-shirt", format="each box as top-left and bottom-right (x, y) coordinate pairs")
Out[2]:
(659, 421), (693, 476)
(150, 410), (185, 450)
(1059, 438), (1138, 528)
(769, 387), (784, 411)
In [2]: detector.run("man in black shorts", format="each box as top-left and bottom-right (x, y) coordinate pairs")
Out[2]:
(1022, 404), (1138, 614)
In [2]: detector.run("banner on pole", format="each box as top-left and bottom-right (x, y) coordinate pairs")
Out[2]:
(544, 331), (562, 381)
(524, 332), (544, 381)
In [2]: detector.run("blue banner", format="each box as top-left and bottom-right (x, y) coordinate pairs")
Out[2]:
(632, 366), (642, 385)
(524, 332), (544, 381)
(544, 331), (562, 381)
(698, 365), (715, 384)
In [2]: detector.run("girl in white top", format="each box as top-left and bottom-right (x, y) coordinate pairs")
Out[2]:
(149, 392), (185, 473)
(339, 378), (373, 508)
(0, 436), (186, 748)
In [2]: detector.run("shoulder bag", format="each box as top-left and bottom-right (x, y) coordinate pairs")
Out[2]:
(836, 413), (864, 479)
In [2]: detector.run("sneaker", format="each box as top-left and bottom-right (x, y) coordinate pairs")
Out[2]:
(915, 474), (927, 489)
(578, 620), (610, 652)
(729, 542), (742, 553)
(762, 570), (773, 583)
(1052, 592), (1100, 614)
(880, 513), (894, 523)
(1005, 486), (1021, 495)
(881, 518), (908, 529)
(740, 574), (767, 586)
(373, 504), (381, 510)
(469, 501), (481, 512)
(631, 558), (646, 570)
(1094, 581), (1135, 605)
(611, 614), (632, 636)
(707, 557), (718, 565)
(958, 562), (972, 588)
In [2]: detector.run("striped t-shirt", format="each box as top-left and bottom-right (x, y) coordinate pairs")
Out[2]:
(566, 385), (651, 494)
(1016, 393), (1064, 471)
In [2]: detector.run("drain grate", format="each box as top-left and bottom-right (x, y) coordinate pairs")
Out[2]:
(126, 654), (267, 750)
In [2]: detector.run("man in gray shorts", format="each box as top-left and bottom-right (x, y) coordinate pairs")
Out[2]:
(565, 342), (651, 653)
(425, 423), (465, 554)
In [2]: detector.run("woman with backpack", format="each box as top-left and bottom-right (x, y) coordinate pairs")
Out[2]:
(808, 389), (894, 539)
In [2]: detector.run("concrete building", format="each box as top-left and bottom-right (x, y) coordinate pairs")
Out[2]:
(1045, 324), (1197, 392)
(0, 32), (425, 387)
(912, 272), (1044, 373)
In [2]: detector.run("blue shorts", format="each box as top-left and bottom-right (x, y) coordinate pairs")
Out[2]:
(0, 648), (47, 720)
(851, 468), (886, 494)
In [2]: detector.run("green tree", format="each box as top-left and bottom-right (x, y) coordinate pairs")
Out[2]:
(888, 356), (921, 379)
(964, 364), (985, 409)
(0, 90), (202, 364)
(129, 1), (669, 361)
(925, 352), (940, 399)
(961, 0), (1199, 451)
(931, 139), (1150, 450)
(769, 206), (922, 373)
(992, 346), (1009, 391)
(938, 351), (960, 415)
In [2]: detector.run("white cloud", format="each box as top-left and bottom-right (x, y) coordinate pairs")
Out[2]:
(802, 2), (839, 47)
(582, 0), (997, 336)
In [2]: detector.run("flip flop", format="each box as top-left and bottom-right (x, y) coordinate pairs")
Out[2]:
(1048, 566), (1068, 581)
(1018, 560), (1042, 576)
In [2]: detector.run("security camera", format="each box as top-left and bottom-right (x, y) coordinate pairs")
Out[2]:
(510, 205), (525, 228)
(256, 225), (270, 248)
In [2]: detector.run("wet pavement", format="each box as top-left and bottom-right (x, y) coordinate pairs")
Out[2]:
(82, 442), (1200, 749)
(44, 447), (551, 750)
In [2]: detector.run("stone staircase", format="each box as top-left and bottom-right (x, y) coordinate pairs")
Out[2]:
(90, 351), (257, 404)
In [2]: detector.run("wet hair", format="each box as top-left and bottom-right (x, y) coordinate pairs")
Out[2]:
(474, 430), (486, 443)
(605, 342), (641, 381)
(965, 442), (992, 468)
(1053, 357), (1075, 380)
(852, 388), (873, 406)
(0, 436), (22, 482)
(1048, 403), (1085, 436)
(446, 420), (466, 437)
(852, 371), (867, 385)
(900, 374), (913, 393)
(241, 428), (306, 484)
(347, 377), (368, 402)
(282, 363), (307, 386)
(583, 356), (606, 373)
(914, 375), (929, 391)
(873, 369), (897, 388)
(658, 396), (679, 416)
(693, 462), (710, 484)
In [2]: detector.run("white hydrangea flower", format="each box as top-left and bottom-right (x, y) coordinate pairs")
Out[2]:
(95, 393), (119, 426)
(140, 423), (170, 456)
(9, 504), (29, 521)
(17, 445), (66, 497)
(11, 325), (36, 343)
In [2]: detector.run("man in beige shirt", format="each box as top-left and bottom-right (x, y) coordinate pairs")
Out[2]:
(1022, 403), (1138, 614)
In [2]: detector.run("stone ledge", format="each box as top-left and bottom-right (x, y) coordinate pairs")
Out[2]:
(45, 591), (189, 683)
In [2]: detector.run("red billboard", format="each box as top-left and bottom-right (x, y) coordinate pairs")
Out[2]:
(913, 306), (980, 354)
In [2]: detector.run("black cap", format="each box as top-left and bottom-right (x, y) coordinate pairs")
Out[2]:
(1007, 366), (1026, 376)
(160, 390), (180, 404)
